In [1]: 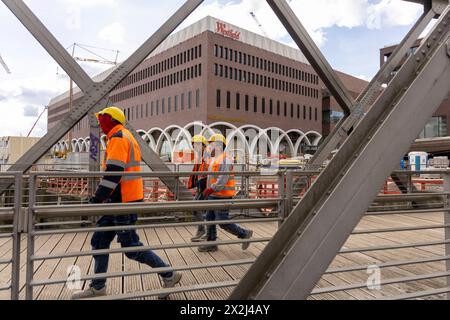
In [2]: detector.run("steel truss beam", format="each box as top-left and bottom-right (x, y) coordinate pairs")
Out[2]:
(311, 0), (448, 169)
(266, 0), (354, 115)
(310, 5), (436, 168)
(1, 0), (204, 199)
(231, 5), (450, 300)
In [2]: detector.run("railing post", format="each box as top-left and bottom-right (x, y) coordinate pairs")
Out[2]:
(277, 171), (286, 228)
(444, 171), (450, 300)
(11, 172), (22, 300)
(285, 171), (294, 217)
(25, 174), (36, 300)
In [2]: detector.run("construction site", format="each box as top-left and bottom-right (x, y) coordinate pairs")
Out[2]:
(0, 0), (450, 302)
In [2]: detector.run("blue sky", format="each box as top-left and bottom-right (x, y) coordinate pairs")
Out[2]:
(0, 0), (426, 137)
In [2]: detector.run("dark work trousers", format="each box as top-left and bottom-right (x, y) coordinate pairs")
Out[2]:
(90, 214), (171, 290)
(192, 178), (207, 234)
(205, 196), (250, 241)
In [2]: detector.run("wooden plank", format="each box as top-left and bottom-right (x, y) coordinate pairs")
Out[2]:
(31, 233), (77, 299)
(58, 232), (93, 300)
(37, 232), (88, 300)
(169, 226), (226, 300)
(175, 226), (236, 299)
(157, 227), (207, 300)
(123, 229), (145, 300)
(141, 227), (168, 300)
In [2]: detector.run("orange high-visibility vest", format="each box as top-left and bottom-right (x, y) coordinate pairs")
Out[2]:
(102, 125), (144, 203)
(209, 152), (236, 198)
(188, 157), (208, 189)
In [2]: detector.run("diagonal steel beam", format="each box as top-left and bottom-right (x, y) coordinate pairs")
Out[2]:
(309, 6), (436, 169)
(266, 0), (354, 114)
(1, 0), (204, 199)
(1, 0), (93, 92)
(257, 34), (450, 300)
(230, 5), (450, 300)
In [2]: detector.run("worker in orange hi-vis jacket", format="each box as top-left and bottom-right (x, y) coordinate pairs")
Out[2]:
(198, 134), (253, 253)
(71, 106), (182, 300)
(188, 135), (210, 242)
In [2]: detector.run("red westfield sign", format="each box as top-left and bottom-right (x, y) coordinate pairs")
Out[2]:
(216, 22), (241, 40)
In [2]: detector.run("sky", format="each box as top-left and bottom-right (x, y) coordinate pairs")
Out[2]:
(0, 0), (428, 138)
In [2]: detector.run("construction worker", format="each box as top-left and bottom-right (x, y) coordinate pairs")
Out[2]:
(72, 106), (181, 300)
(198, 134), (253, 253)
(188, 135), (209, 242)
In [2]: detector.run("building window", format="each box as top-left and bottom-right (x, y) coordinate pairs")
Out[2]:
(162, 98), (165, 114)
(284, 102), (287, 117)
(245, 95), (249, 112)
(270, 99), (273, 115)
(227, 91), (231, 109)
(262, 98), (266, 114)
(419, 116), (448, 138)
(291, 104), (294, 118)
(236, 93), (241, 110)
(181, 93), (185, 110)
(188, 91), (192, 109)
(315, 108), (318, 121)
(216, 90), (221, 108)
(174, 95), (178, 112)
(309, 106), (312, 120)
(168, 97), (172, 113)
(254, 96), (258, 113)
(151, 102), (154, 116)
(196, 89), (200, 108)
(303, 105), (307, 119)
(277, 101), (280, 116)
(297, 105), (300, 119)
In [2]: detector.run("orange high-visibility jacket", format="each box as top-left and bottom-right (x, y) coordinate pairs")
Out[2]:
(188, 157), (209, 190)
(208, 152), (236, 198)
(95, 124), (144, 203)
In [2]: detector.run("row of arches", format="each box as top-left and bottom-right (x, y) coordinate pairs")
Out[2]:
(53, 122), (322, 160)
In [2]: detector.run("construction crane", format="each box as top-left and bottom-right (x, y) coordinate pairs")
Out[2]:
(65, 43), (120, 152)
(0, 54), (11, 74)
(27, 106), (48, 137)
(250, 12), (269, 37)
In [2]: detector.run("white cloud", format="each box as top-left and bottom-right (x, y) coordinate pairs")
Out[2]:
(60, 0), (118, 9)
(366, 0), (421, 29)
(98, 22), (126, 45)
(181, 0), (422, 47)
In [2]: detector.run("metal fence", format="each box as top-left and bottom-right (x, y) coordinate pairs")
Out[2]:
(1, 169), (450, 300)
(23, 170), (290, 300)
(0, 172), (22, 300)
(305, 170), (450, 300)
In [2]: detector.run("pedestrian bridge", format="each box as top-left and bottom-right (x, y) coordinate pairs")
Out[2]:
(0, 0), (449, 300)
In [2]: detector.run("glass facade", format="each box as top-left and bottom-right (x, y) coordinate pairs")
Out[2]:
(419, 116), (448, 139)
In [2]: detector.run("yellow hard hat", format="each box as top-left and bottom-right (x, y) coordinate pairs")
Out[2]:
(192, 135), (207, 145)
(96, 106), (126, 125)
(208, 134), (227, 146)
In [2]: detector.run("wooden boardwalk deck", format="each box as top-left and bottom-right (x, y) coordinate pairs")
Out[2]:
(0, 211), (448, 300)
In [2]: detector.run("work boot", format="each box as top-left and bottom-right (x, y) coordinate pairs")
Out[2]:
(159, 272), (183, 300)
(190, 230), (206, 242)
(198, 244), (219, 252)
(242, 230), (254, 250)
(71, 287), (107, 300)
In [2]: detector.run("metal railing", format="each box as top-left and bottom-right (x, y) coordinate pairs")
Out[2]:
(1, 168), (450, 300)
(305, 170), (450, 300)
(23, 170), (293, 300)
(0, 172), (22, 300)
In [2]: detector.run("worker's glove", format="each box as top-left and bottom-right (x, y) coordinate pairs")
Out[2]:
(203, 188), (215, 199)
(89, 196), (103, 204)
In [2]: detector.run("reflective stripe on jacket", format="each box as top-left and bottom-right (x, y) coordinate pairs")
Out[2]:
(208, 152), (236, 198)
(96, 124), (144, 203)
